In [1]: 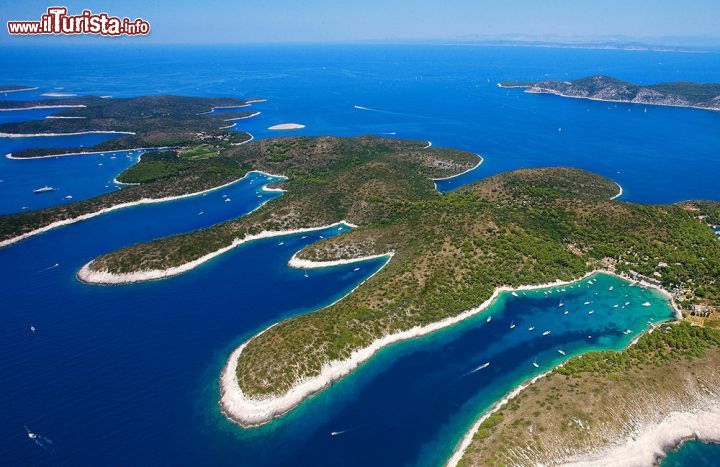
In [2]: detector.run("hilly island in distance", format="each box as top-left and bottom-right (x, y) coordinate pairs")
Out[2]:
(1, 72), (719, 467)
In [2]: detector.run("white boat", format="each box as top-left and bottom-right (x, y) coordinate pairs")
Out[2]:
(471, 362), (490, 373)
(584, 301), (591, 305)
(528, 326), (535, 331)
(64, 195), (73, 199)
(558, 349), (566, 355)
(642, 302), (651, 307)
(609, 286), (614, 291)
(510, 321), (516, 329)
(225, 198), (231, 202)
(623, 329), (632, 335)
(542, 330), (551, 336)
(558, 300), (564, 307)
(588, 310), (594, 315)
(486, 316), (492, 323)
(563, 310), (568, 315)
(511, 291), (518, 297)
(613, 304), (619, 308)
(33, 185), (55, 193)
(278, 242), (284, 246)
(532, 361), (540, 368)
(353, 267), (360, 272)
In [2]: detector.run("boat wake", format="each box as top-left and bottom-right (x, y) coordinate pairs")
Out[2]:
(24, 427), (54, 452)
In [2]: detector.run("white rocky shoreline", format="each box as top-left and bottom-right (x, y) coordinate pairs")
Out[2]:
(0, 170), (282, 248)
(498, 82), (720, 112)
(220, 269), (678, 429)
(77, 220), (355, 285)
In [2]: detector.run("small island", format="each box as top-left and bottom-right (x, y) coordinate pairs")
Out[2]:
(499, 76), (720, 111)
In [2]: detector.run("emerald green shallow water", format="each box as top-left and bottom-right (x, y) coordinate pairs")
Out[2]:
(205, 272), (676, 466)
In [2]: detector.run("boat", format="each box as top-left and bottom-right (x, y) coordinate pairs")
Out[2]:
(33, 186), (55, 193)
(609, 286), (614, 291)
(511, 291), (518, 297)
(558, 300), (564, 307)
(528, 326), (535, 331)
(486, 316), (492, 323)
(278, 242), (284, 246)
(563, 310), (568, 315)
(532, 361), (540, 368)
(542, 330), (551, 336)
(558, 349), (566, 355)
(471, 362), (490, 373)
(584, 301), (591, 305)
(623, 329), (632, 335)
(64, 195), (73, 199)
(588, 310), (594, 315)
(642, 302), (651, 307)
(225, 198), (231, 202)
(510, 321), (516, 329)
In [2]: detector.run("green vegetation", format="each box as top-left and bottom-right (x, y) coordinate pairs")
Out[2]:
(459, 322), (720, 466)
(3, 127), (718, 405)
(557, 322), (720, 376)
(500, 75), (720, 110)
(34, 136), (714, 400)
(0, 95), (254, 158)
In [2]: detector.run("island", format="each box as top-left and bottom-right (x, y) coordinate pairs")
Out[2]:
(499, 76), (720, 111)
(0, 93), (258, 158)
(2, 100), (720, 462)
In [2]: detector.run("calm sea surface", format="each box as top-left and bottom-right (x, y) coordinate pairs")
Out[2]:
(0, 44), (717, 465)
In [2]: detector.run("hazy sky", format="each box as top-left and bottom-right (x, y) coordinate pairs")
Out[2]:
(2, 0), (720, 44)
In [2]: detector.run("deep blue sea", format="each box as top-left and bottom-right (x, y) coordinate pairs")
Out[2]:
(0, 44), (718, 465)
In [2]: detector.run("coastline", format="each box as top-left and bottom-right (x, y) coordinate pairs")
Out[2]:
(6, 146), (176, 160)
(562, 405), (720, 467)
(507, 85), (720, 112)
(77, 220), (353, 285)
(220, 269), (676, 428)
(0, 130), (135, 138)
(446, 371), (553, 467)
(288, 252), (394, 269)
(432, 153), (484, 182)
(0, 171), (277, 249)
(0, 104), (87, 112)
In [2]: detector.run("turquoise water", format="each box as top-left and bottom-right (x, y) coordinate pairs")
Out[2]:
(0, 44), (716, 465)
(663, 440), (720, 466)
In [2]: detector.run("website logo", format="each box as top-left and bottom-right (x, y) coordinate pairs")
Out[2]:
(7, 7), (151, 36)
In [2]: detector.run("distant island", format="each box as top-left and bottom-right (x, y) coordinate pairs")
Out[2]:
(499, 75), (720, 111)
(2, 94), (720, 464)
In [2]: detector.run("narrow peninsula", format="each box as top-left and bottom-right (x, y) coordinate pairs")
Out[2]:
(499, 76), (720, 111)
